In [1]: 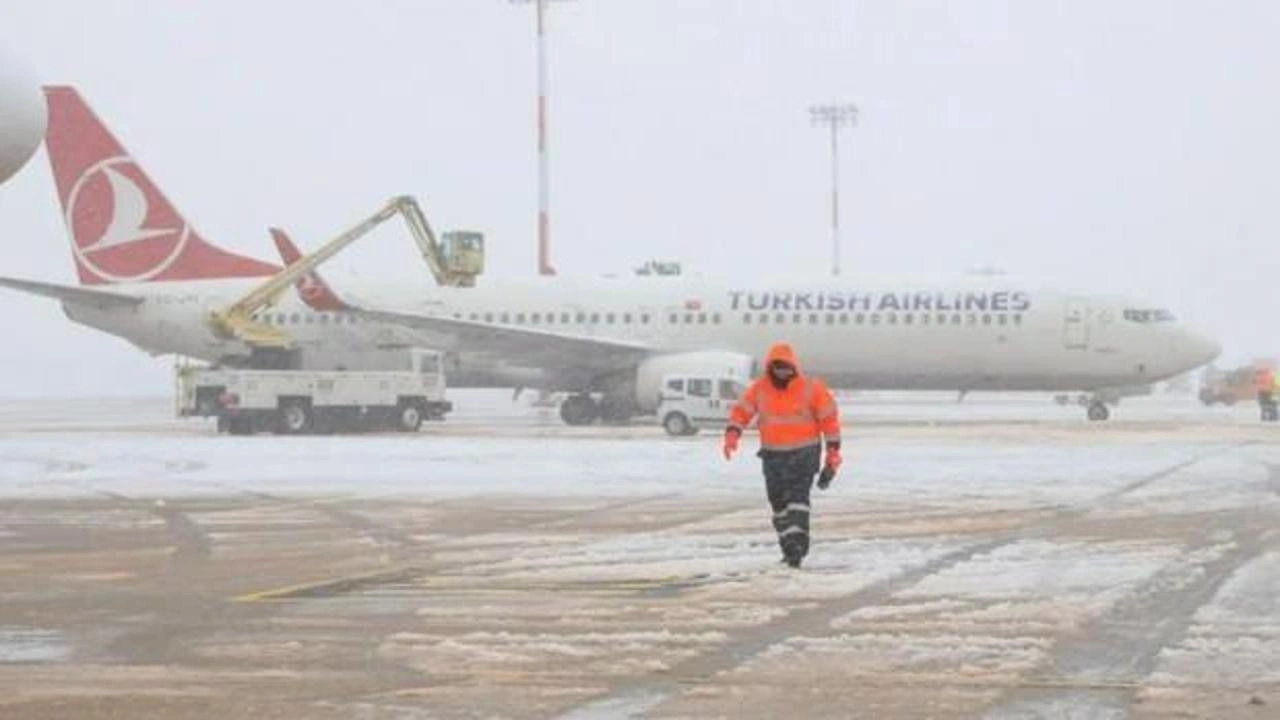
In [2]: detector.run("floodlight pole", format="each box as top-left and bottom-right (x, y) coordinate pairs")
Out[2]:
(511, 0), (574, 276)
(809, 103), (858, 277)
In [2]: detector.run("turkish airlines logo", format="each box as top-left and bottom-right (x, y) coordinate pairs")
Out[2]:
(66, 156), (190, 283)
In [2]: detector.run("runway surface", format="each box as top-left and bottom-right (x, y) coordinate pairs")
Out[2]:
(1, 392), (1278, 718)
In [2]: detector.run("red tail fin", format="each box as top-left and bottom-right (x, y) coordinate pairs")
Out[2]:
(270, 227), (350, 312)
(42, 86), (280, 285)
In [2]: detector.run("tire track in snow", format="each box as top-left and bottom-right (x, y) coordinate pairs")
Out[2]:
(981, 522), (1277, 718)
(560, 445), (1245, 719)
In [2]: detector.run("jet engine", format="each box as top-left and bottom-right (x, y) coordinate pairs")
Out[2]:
(0, 54), (45, 186)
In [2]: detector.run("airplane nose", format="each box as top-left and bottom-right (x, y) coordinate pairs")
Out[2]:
(1183, 330), (1221, 368)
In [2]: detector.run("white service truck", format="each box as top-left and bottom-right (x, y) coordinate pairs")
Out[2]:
(177, 348), (451, 435)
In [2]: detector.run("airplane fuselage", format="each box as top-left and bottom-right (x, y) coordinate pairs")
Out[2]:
(60, 276), (1219, 394)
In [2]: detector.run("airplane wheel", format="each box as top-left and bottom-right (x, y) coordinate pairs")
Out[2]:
(598, 395), (636, 425)
(663, 412), (692, 437)
(1087, 402), (1110, 422)
(560, 395), (599, 426)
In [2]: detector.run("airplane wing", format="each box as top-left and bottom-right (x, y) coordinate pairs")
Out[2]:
(354, 307), (655, 370)
(0, 276), (144, 308)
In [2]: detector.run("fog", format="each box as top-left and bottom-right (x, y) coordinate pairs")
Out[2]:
(0, 0), (1277, 396)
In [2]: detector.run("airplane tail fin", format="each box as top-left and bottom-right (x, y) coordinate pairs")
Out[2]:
(42, 85), (279, 286)
(270, 227), (351, 312)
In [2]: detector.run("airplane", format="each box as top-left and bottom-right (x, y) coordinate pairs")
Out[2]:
(0, 86), (1221, 424)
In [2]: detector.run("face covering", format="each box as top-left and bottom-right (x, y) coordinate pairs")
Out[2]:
(769, 362), (796, 389)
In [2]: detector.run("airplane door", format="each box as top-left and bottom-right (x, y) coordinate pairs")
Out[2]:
(1063, 298), (1090, 350)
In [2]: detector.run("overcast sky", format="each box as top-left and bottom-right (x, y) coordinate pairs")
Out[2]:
(0, 1), (1277, 396)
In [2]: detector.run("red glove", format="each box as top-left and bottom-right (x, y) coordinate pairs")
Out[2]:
(722, 428), (741, 461)
(825, 446), (842, 472)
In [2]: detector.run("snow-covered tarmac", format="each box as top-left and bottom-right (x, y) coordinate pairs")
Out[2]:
(1, 392), (1278, 718)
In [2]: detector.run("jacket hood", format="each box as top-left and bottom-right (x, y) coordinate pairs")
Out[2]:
(765, 342), (801, 373)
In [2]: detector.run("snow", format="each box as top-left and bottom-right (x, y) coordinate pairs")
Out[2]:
(1151, 551), (1280, 687)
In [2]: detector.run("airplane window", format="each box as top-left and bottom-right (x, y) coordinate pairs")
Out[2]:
(590, 313), (600, 324)
(776, 313), (787, 324)
(516, 313), (526, 324)
(685, 313), (694, 324)
(935, 314), (945, 325)
(839, 314), (849, 325)
(688, 379), (712, 398)
(666, 378), (685, 393)
(576, 313), (586, 324)
(809, 313), (819, 324)
(669, 313), (678, 324)
(966, 314), (977, 325)
(484, 313), (494, 323)
(320, 314), (330, 324)
(792, 313), (802, 325)
(871, 314), (881, 325)
(276, 314), (287, 325)
(854, 314), (865, 325)
(998, 315), (1008, 326)
(531, 313), (541, 324)
(641, 314), (651, 324)
(903, 314), (914, 325)
(887, 314), (898, 325)
(1013, 314), (1023, 325)
(469, 313), (478, 321)
(545, 313), (554, 325)
(825, 314), (835, 325)
(712, 313), (721, 324)
(697, 313), (706, 324)
(498, 313), (509, 324)
(304, 314), (314, 324)
(1124, 308), (1176, 323)
(606, 313), (616, 324)
(982, 314), (992, 325)
(952, 314), (962, 325)
(624, 313), (633, 324)
(744, 314), (752, 324)
(922, 315), (931, 325)
(759, 314), (769, 324)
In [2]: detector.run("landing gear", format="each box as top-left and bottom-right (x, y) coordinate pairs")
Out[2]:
(559, 394), (599, 426)
(1086, 401), (1111, 422)
(597, 395), (636, 425)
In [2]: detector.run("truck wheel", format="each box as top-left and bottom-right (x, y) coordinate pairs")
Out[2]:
(663, 412), (692, 436)
(397, 403), (423, 432)
(278, 401), (312, 434)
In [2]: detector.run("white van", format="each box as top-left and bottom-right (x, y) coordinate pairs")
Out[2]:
(655, 374), (747, 436)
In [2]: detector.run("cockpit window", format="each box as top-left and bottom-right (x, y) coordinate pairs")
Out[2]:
(1123, 309), (1176, 323)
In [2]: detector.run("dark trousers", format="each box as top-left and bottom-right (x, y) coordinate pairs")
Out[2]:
(760, 445), (821, 561)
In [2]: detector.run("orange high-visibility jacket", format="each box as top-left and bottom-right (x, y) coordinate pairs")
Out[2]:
(1258, 368), (1276, 392)
(727, 343), (841, 452)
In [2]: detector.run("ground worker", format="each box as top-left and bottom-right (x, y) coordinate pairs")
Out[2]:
(722, 342), (841, 568)
(1257, 366), (1277, 422)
